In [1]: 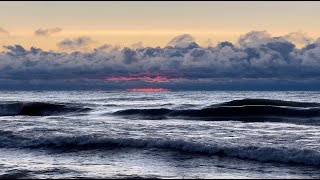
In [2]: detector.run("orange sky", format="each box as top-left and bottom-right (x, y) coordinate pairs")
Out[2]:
(0, 1), (320, 51)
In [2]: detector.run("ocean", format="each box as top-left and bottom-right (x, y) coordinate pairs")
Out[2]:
(0, 91), (320, 179)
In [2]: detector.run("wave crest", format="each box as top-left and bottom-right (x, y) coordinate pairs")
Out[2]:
(217, 99), (320, 107)
(114, 99), (320, 123)
(0, 102), (90, 116)
(0, 132), (319, 166)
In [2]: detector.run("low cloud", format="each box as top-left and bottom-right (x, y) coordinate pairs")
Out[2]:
(1, 30), (320, 90)
(34, 27), (62, 36)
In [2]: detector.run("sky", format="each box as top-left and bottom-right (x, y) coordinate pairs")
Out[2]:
(1, 1), (320, 50)
(0, 1), (320, 90)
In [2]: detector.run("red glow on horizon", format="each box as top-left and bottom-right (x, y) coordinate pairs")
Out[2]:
(104, 70), (182, 83)
(127, 88), (168, 92)
(105, 75), (172, 82)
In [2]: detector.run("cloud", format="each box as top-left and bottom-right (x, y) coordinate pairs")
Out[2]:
(283, 31), (313, 47)
(57, 36), (94, 51)
(131, 42), (144, 49)
(0, 27), (9, 36)
(93, 44), (113, 52)
(1, 31), (320, 90)
(238, 30), (273, 47)
(167, 34), (196, 48)
(34, 27), (62, 36)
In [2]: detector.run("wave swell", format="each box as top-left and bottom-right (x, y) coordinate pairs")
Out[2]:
(114, 99), (320, 123)
(0, 132), (319, 166)
(0, 102), (90, 116)
(217, 99), (320, 107)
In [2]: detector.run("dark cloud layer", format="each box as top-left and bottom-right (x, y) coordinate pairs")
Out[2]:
(34, 27), (62, 36)
(1, 31), (320, 90)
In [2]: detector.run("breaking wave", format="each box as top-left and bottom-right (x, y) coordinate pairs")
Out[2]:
(0, 102), (90, 116)
(0, 169), (31, 179)
(216, 99), (320, 107)
(114, 99), (320, 123)
(0, 132), (319, 166)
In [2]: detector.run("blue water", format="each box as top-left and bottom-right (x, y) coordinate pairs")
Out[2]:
(0, 91), (320, 179)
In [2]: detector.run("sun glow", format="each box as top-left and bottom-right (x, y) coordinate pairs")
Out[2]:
(104, 71), (181, 83)
(105, 75), (172, 82)
(127, 88), (168, 92)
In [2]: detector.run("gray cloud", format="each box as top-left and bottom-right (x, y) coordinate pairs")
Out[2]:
(57, 36), (94, 51)
(238, 31), (276, 47)
(1, 31), (320, 90)
(34, 27), (62, 36)
(131, 42), (144, 49)
(167, 34), (196, 48)
(283, 31), (314, 46)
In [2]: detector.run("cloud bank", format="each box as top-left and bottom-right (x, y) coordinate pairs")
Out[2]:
(1, 31), (320, 90)
(34, 27), (62, 36)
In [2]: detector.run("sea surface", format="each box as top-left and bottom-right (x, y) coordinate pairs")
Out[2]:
(0, 91), (320, 179)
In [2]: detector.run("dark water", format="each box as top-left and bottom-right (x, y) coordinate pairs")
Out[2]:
(0, 91), (320, 179)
